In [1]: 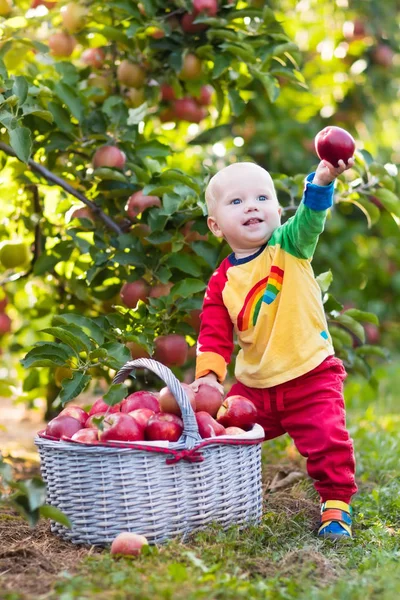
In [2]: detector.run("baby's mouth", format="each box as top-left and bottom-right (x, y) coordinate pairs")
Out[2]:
(244, 218), (263, 226)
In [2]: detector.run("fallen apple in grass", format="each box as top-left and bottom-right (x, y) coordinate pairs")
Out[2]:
(314, 126), (355, 168)
(195, 411), (225, 438)
(145, 413), (183, 442)
(99, 413), (144, 443)
(88, 397), (121, 416)
(45, 415), (82, 439)
(194, 384), (223, 417)
(71, 428), (99, 443)
(59, 404), (88, 426)
(121, 391), (160, 414)
(159, 383), (195, 416)
(110, 532), (148, 557)
(217, 396), (257, 429)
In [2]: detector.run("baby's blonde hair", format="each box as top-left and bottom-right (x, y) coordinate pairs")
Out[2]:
(205, 162), (278, 216)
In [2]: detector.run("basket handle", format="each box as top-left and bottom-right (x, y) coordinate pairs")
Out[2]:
(112, 358), (201, 449)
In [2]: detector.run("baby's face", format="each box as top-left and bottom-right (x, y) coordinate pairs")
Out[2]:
(207, 164), (282, 255)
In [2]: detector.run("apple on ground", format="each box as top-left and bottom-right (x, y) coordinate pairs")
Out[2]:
(145, 413), (183, 442)
(217, 396), (257, 429)
(88, 397), (121, 416)
(110, 532), (148, 557)
(314, 126), (355, 168)
(120, 280), (149, 308)
(59, 404), (88, 426)
(195, 411), (225, 438)
(121, 391), (160, 414)
(153, 334), (188, 367)
(224, 426), (246, 436)
(45, 415), (82, 439)
(128, 408), (155, 430)
(99, 413), (144, 442)
(159, 383), (196, 416)
(71, 428), (99, 443)
(194, 383), (223, 417)
(92, 145), (126, 170)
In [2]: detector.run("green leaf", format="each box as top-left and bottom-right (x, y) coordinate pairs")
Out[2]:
(343, 309), (379, 326)
(92, 167), (127, 182)
(54, 82), (83, 122)
(191, 242), (220, 269)
(59, 371), (91, 405)
(331, 314), (365, 343)
(374, 188), (400, 217)
(103, 383), (127, 407)
(189, 124), (232, 145)
(323, 294), (343, 313)
(212, 54), (231, 78)
(48, 101), (73, 133)
(9, 496), (40, 528)
(228, 89), (246, 117)
(21, 344), (71, 368)
(316, 270), (333, 293)
(12, 75), (28, 105)
(101, 343), (131, 370)
(39, 504), (72, 528)
(328, 325), (353, 347)
(355, 345), (389, 359)
(52, 314), (105, 346)
(251, 70), (280, 102)
(166, 253), (202, 276)
(221, 43), (256, 63)
(41, 326), (94, 353)
(160, 169), (201, 193)
(9, 126), (32, 163)
(171, 279), (206, 299)
(10, 477), (46, 511)
(0, 457), (13, 483)
(136, 141), (170, 159)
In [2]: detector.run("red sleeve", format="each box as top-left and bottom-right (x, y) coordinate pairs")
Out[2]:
(195, 259), (234, 383)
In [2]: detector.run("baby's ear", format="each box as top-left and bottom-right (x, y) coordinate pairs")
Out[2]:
(207, 215), (224, 238)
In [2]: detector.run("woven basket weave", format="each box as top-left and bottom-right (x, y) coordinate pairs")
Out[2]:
(35, 358), (264, 545)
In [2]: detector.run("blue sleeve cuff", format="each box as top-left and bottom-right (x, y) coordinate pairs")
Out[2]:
(303, 172), (334, 211)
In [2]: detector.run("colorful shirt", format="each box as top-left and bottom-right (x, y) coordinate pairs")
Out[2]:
(195, 173), (335, 389)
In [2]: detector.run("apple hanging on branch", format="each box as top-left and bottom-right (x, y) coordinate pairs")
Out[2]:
(314, 126), (356, 168)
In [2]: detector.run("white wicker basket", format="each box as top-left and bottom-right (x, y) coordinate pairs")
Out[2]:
(35, 358), (264, 545)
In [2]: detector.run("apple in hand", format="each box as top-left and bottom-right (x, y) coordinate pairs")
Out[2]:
(45, 415), (82, 439)
(99, 413), (144, 442)
(88, 398), (121, 416)
(59, 404), (88, 426)
(145, 413), (183, 442)
(194, 384), (223, 417)
(314, 126), (355, 168)
(159, 383), (195, 416)
(128, 408), (155, 430)
(121, 391), (160, 413)
(71, 428), (99, 443)
(224, 426), (246, 436)
(110, 532), (148, 557)
(217, 396), (257, 429)
(195, 411), (225, 439)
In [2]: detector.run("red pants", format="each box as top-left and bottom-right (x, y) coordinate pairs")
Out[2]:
(227, 356), (357, 503)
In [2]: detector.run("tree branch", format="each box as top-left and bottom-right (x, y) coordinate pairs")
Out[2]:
(0, 142), (123, 235)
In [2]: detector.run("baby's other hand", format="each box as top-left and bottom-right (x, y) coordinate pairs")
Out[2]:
(190, 374), (224, 395)
(313, 157), (355, 186)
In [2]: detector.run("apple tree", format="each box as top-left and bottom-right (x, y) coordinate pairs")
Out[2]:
(0, 0), (397, 419)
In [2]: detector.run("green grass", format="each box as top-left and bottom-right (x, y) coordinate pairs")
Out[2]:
(5, 364), (400, 600)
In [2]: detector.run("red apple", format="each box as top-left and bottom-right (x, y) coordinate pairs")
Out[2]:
(196, 85), (213, 106)
(159, 107), (176, 123)
(195, 411), (225, 438)
(88, 397), (121, 416)
(128, 408), (155, 430)
(126, 341), (150, 360)
(71, 428), (99, 443)
(314, 126), (356, 168)
(92, 145), (126, 170)
(145, 412), (183, 442)
(99, 413), (144, 442)
(159, 383), (196, 416)
(194, 384), (223, 417)
(125, 190), (161, 220)
(120, 280), (149, 308)
(48, 32), (76, 57)
(174, 97), (207, 123)
(117, 60), (146, 88)
(59, 404), (88, 426)
(0, 292), (8, 312)
(185, 308), (202, 334)
(160, 83), (176, 102)
(45, 415), (82, 439)
(371, 44), (394, 68)
(110, 532), (148, 557)
(181, 13), (208, 33)
(81, 47), (105, 69)
(0, 313), (11, 335)
(31, 0), (57, 8)
(153, 334), (188, 367)
(149, 282), (173, 298)
(85, 412), (106, 428)
(71, 206), (95, 221)
(217, 396), (257, 429)
(121, 391), (160, 413)
(224, 426), (246, 436)
(193, 0), (218, 16)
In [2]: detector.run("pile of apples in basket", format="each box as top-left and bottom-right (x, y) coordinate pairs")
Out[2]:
(43, 383), (258, 444)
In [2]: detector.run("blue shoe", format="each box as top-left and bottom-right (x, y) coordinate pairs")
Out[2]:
(318, 500), (352, 540)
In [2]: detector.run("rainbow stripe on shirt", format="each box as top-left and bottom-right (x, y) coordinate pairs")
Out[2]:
(237, 266), (284, 331)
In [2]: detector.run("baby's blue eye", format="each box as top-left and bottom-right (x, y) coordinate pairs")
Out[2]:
(258, 195), (268, 201)
(231, 198), (241, 205)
